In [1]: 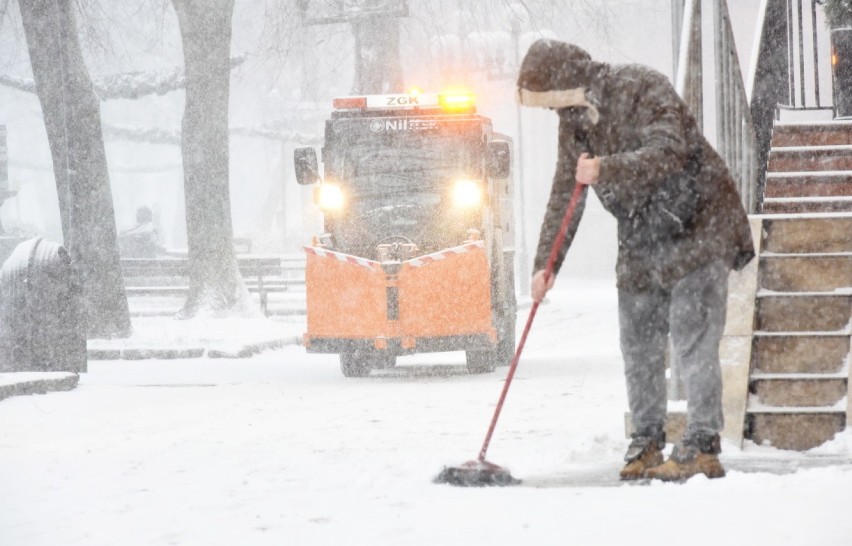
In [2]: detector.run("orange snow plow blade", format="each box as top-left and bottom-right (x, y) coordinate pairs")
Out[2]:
(303, 243), (495, 352)
(303, 248), (386, 340)
(397, 244), (493, 339)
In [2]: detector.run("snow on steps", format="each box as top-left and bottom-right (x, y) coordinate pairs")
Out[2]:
(743, 214), (852, 450)
(765, 121), (852, 212)
(763, 195), (852, 213)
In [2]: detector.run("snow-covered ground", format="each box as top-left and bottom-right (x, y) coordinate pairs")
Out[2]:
(2, 279), (851, 546)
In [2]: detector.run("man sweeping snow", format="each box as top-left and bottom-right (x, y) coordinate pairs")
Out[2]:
(517, 39), (754, 481)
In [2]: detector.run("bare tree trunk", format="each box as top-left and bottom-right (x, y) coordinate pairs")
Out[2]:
(18, 0), (130, 338)
(172, 0), (251, 318)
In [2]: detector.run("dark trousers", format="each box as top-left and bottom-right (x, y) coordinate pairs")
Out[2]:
(618, 260), (729, 441)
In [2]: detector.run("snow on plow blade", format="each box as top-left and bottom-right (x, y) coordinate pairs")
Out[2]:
(303, 242), (496, 353)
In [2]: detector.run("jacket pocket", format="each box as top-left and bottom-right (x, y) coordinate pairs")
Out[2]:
(641, 147), (705, 237)
(648, 171), (703, 236)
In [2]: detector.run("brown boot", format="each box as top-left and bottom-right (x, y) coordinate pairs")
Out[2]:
(620, 433), (665, 481)
(646, 434), (725, 482)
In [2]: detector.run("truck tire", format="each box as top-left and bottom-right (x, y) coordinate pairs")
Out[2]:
(466, 349), (497, 374)
(372, 352), (396, 370)
(340, 352), (372, 377)
(339, 351), (394, 377)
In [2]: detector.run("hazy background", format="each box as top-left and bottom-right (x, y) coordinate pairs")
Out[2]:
(0, 0), (762, 280)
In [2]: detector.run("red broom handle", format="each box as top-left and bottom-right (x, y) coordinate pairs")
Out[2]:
(478, 182), (587, 462)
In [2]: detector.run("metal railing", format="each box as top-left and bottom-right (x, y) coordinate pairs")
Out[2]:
(778, 0), (832, 114)
(672, 0), (759, 213)
(748, 0), (834, 209)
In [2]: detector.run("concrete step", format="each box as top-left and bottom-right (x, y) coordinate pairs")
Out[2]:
(776, 109), (836, 124)
(764, 171), (852, 198)
(770, 121), (852, 147)
(746, 408), (846, 450)
(759, 253), (852, 292)
(750, 372), (848, 407)
(768, 145), (852, 172)
(762, 215), (852, 253)
(753, 333), (850, 374)
(755, 292), (852, 332)
(762, 196), (852, 213)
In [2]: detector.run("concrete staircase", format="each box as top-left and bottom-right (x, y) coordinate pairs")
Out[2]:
(763, 121), (852, 214)
(742, 120), (852, 450)
(746, 216), (852, 450)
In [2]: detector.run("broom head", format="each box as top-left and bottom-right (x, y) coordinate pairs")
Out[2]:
(433, 459), (521, 487)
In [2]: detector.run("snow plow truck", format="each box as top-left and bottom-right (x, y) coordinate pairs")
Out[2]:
(293, 89), (516, 377)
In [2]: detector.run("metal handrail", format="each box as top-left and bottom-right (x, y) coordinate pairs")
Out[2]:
(749, 0), (789, 211)
(673, 0), (759, 213)
(747, 0), (834, 212)
(674, 0), (703, 129)
(776, 0), (831, 113)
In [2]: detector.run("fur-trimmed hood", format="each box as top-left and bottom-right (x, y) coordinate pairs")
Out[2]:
(516, 39), (607, 123)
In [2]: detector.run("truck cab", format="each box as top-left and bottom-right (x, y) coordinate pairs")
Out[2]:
(295, 89), (516, 377)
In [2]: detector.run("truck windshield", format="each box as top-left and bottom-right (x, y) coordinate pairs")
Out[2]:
(337, 134), (476, 204)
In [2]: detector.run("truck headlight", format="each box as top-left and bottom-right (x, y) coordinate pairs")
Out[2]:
(452, 179), (483, 208)
(316, 183), (344, 210)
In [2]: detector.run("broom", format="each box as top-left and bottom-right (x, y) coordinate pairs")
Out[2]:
(434, 180), (588, 486)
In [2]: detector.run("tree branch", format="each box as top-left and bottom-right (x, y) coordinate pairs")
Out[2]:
(101, 122), (321, 146)
(0, 54), (246, 99)
(0, 73), (36, 93)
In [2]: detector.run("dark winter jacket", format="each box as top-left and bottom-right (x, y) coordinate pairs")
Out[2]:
(518, 39), (755, 292)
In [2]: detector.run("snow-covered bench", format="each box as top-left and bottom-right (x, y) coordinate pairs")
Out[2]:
(121, 256), (302, 315)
